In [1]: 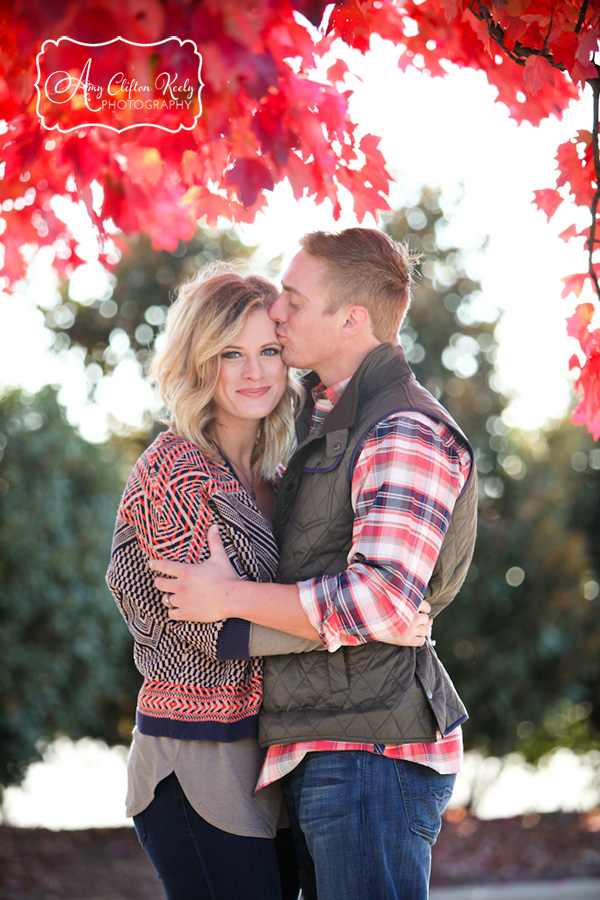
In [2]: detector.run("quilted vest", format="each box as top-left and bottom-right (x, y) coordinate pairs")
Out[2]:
(258, 343), (478, 748)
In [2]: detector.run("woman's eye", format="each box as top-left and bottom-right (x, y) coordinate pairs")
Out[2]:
(221, 350), (240, 359)
(262, 347), (281, 357)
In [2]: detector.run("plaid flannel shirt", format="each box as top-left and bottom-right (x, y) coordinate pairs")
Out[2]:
(257, 377), (471, 790)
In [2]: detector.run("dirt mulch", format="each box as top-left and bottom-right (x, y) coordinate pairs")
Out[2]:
(0, 809), (599, 899)
(431, 807), (600, 886)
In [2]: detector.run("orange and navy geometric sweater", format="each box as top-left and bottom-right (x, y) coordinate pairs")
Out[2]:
(106, 430), (279, 742)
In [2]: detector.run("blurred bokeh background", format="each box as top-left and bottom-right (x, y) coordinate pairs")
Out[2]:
(1, 53), (599, 832)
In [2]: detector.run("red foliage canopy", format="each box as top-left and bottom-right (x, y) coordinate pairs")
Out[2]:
(1, 0), (599, 434)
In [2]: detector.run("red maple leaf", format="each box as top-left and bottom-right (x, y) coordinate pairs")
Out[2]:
(561, 272), (590, 300)
(567, 302), (595, 343)
(557, 223), (580, 243)
(532, 188), (564, 222)
(224, 158), (275, 208)
(555, 134), (595, 209)
(1, 0), (600, 438)
(567, 304), (600, 440)
(327, 58), (351, 84)
(523, 55), (557, 96)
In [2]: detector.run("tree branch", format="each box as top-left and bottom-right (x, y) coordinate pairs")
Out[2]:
(468, 2), (527, 67)
(542, 11), (554, 55)
(467, 3), (600, 304)
(575, 0), (589, 34)
(587, 76), (600, 301)
(466, 1), (596, 73)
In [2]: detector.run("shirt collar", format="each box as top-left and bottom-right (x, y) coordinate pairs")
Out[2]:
(312, 377), (351, 406)
(310, 377), (352, 431)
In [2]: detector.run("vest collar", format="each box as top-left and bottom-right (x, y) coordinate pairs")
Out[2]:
(317, 343), (411, 436)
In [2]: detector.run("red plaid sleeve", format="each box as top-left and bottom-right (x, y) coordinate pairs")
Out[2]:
(298, 412), (472, 651)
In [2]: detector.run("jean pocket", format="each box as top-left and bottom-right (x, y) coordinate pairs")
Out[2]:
(393, 760), (455, 845)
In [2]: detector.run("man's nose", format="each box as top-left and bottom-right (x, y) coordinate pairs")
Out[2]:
(269, 293), (285, 323)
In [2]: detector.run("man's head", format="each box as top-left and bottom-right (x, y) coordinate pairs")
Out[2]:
(270, 227), (416, 385)
(299, 228), (416, 343)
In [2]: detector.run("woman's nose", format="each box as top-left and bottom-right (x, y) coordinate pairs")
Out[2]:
(243, 356), (263, 379)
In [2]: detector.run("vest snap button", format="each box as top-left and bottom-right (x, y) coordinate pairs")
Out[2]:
(426, 689), (433, 700)
(332, 442), (341, 452)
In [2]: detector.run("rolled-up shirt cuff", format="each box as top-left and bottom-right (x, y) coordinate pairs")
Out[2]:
(297, 579), (337, 649)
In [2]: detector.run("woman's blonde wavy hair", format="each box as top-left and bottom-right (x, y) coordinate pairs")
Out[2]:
(149, 262), (304, 480)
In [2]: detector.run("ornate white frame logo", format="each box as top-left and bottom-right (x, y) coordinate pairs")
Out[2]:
(35, 36), (203, 133)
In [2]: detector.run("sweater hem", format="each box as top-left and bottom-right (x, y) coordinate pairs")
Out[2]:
(137, 710), (259, 742)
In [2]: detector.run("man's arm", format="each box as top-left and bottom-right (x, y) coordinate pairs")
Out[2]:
(295, 413), (471, 650)
(150, 412), (464, 651)
(150, 526), (434, 646)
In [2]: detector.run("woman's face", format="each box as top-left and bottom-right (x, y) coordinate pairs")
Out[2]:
(213, 308), (287, 430)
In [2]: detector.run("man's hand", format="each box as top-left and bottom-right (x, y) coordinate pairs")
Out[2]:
(150, 525), (238, 622)
(387, 600), (433, 648)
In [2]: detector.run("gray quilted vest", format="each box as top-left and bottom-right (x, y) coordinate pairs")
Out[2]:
(258, 343), (478, 747)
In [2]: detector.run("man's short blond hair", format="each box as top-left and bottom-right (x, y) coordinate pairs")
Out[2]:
(300, 228), (417, 342)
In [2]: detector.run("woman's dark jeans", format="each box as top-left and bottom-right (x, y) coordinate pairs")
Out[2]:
(134, 771), (299, 900)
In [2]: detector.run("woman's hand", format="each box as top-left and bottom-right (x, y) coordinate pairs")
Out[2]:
(150, 526), (239, 622)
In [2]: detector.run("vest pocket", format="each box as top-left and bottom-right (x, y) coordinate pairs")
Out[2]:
(327, 648), (350, 701)
(262, 650), (350, 711)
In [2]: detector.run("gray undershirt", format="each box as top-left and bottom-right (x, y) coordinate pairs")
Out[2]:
(126, 624), (322, 837)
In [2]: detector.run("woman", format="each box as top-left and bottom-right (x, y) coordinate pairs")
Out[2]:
(106, 264), (307, 900)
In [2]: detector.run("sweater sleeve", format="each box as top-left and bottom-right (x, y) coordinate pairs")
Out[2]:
(108, 435), (243, 661)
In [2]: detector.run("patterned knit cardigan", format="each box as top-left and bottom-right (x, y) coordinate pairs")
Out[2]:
(106, 430), (279, 742)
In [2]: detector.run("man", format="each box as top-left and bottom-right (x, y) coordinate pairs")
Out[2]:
(152, 228), (478, 900)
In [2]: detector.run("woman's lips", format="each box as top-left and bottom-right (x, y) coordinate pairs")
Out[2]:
(237, 387), (271, 396)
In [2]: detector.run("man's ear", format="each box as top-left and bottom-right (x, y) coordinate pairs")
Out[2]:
(341, 305), (371, 336)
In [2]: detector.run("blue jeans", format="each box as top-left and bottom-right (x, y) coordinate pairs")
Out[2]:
(134, 772), (299, 900)
(282, 750), (455, 900)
